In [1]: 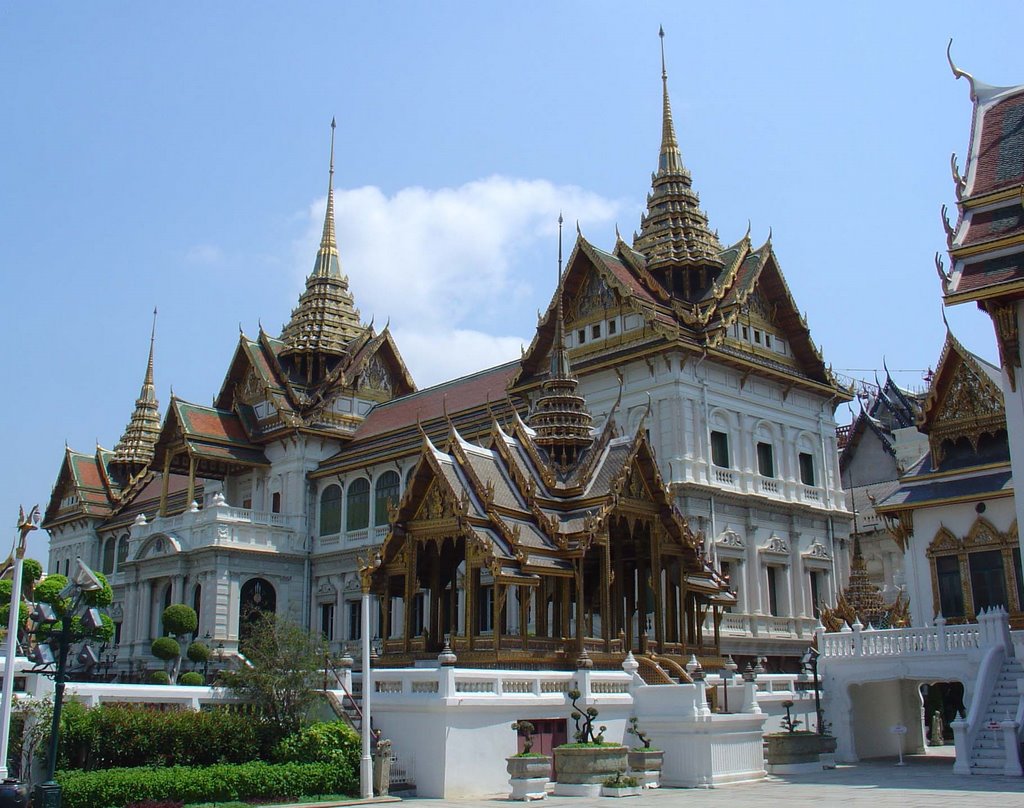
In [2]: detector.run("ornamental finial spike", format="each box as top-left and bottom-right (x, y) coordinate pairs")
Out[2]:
(946, 39), (977, 100)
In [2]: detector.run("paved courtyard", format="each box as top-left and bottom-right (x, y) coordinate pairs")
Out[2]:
(403, 751), (1024, 808)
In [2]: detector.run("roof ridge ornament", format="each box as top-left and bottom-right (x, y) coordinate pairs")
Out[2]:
(946, 39), (978, 101)
(111, 307), (163, 476)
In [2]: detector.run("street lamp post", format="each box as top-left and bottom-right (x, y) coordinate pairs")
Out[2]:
(801, 647), (823, 734)
(0, 506), (39, 782)
(29, 558), (106, 808)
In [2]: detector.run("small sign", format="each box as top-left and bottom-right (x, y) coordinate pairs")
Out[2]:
(890, 724), (907, 735)
(987, 720), (1000, 730)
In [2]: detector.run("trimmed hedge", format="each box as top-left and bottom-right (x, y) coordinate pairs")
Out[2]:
(56, 761), (356, 808)
(59, 704), (262, 770)
(178, 671), (204, 686)
(274, 720), (360, 766)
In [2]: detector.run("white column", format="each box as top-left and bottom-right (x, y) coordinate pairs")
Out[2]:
(360, 588), (373, 799)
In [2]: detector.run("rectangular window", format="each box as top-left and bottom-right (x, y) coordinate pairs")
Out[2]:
(348, 600), (362, 641)
(320, 603), (335, 641)
(969, 550), (1006, 612)
(766, 567), (779, 616)
(742, 326), (749, 340)
(809, 571), (822, 617)
(765, 334), (772, 349)
(591, 323), (601, 339)
(935, 556), (965, 618)
(577, 329), (586, 344)
(757, 442), (775, 478)
(242, 498), (252, 510)
(271, 491), (281, 513)
(799, 452), (816, 486)
(710, 431), (730, 468)
(411, 592), (426, 637)
(608, 319), (617, 335)
(754, 330), (762, 344)
(478, 585), (494, 633)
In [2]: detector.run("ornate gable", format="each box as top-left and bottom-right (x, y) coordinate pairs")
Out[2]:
(921, 333), (1005, 465)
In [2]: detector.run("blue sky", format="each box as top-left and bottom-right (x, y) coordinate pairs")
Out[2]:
(2, 2), (1022, 563)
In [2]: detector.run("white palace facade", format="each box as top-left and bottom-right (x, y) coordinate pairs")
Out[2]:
(41, 41), (851, 674)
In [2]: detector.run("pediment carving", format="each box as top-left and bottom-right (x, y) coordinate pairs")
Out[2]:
(761, 534), (790, 555)
(569, 271), (618, 322)
(716, 529), (744, 549)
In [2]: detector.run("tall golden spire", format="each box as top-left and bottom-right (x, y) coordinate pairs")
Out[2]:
(658, 25), (684, 176)
(528, 215), (594, 472)
(281, 119), (364, 364)
(634, 26), (723, 298)
(112, 307), (162, 476)
(312, 117), (342, 279)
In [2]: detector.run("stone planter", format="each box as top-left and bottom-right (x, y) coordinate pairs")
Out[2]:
(507, 755), (551, 801)
(601, 785), (642, 798)
(553, 745), (629, 797)
(627, 748), (664, 788)
(765, 732), (833, 774)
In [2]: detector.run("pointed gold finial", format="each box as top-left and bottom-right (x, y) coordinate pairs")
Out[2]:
(658, 25), (682, 175)
(312, 117), (342, 278)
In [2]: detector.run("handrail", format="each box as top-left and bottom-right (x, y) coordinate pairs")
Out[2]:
(323, 656), (364, 727)
(635, 656), (673, 685)
(648, 654), (693, 684)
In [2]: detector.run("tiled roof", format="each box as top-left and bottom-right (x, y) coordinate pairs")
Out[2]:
(878, 468), (1012, 510)
(176, 401), (253, 444)
(968, 86), (1024, 198)
(353, 362), (518, 442)
(955, 252), (1024, 294)
(961, 205), (1024, 248)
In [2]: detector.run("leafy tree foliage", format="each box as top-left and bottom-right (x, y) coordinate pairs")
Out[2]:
(226, 612), (326, 741)
(186, 641), (210, 664)
(161, 604), (197, 637)
(151, 637), (180, 661)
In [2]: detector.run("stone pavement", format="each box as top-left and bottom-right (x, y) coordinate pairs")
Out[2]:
(405, 751), (1024, 808)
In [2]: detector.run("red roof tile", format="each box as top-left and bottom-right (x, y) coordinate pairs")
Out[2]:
(962, 205), (1024, 247)
(354, 363), (518, 442)
(971, 91), (1024, 197)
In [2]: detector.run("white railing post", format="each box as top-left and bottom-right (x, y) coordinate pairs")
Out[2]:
(951, 717), (970, 775)
(851, 618), (863, 656)
(935, 614), (947, 651)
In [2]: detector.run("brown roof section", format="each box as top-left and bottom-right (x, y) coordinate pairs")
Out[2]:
(353, 362), (518, 443)
(961, 205), (1024, 248)
(970, 89), (1024, 198)
(956, 253), (1024, 294)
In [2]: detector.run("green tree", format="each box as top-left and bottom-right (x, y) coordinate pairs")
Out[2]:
(226, 612), (326, 743)
(157, 604), (197, 683)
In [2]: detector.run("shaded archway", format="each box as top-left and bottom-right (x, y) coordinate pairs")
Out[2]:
(239, 577), (276, 641)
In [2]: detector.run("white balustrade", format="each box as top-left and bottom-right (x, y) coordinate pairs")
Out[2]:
(712, 466), (738, 487)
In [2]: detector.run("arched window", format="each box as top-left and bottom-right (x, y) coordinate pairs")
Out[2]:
(117, 535), (129, 568)
(319, 484), (342, 536)
(240, 577), (277, 642)
(102, 538), (116, 575)
(346, 479), (370, 532)
(375, 471), (400, 526)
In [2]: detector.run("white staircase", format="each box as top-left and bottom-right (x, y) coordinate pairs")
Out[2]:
(969, 656), (1023, 774)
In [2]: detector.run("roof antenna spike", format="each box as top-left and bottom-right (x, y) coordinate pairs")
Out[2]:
(659, 24), (667, 80)
(744, 219), (751, 241)
(946, 39), (978, 101)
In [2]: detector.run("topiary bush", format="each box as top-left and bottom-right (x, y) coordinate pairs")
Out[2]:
(151, 636), (180, 661)
(56, 760), (356, 808)
(178, 672), (204, 686)
(162, 604), (197, 637)
(186, 640), (210, 664)
(149, 670), (171, 685)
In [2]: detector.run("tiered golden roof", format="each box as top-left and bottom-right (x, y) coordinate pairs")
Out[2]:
(632, 28), (723, 282)
(111, 309), (162, 476)
(280, 119), (364, 358)
(527, 217), (594, 471)
(820, 537), (909, 631)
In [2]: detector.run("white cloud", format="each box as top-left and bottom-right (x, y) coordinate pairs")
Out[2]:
(292, 176), (621, 386)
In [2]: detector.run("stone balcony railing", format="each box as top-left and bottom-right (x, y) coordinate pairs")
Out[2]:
(131, 495), (305, 554)
(712, 611), (821, 641)
(702, 464), (839, 510)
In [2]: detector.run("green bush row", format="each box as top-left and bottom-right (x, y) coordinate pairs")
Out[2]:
(56, 760), (357, 808)
(59, 703), (263, 770)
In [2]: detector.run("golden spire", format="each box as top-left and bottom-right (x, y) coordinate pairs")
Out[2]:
(112, 307), (162, 476)
(658, 25), (683, 175)
(312, 117), (342, 279)
(527, 215), (594, 472)
(634, 26), (723, 295)
(281, 118), (364, 363)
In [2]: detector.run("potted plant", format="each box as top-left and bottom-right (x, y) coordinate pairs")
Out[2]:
(764, 700), (833, 774)
(552, 689), (628, 797)
(625, 717), (663, 788)
(507, 721), (551, 801)
(601, 772), (641, 798)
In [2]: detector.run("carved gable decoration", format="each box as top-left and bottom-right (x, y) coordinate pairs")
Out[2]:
(926, 527), (961, 556)
(238, 367), (265, 406)
(761, 534), (790, 555)
(927, 347), (1005, 465)
(802, 541), (832, 561)
(935, 361), (1002, 427)
(716, 528), (745, 549)
(360, 354), (393, 395)
(569, 271), (619, 322)
(415, 481), (449, 522)
(747, 287), (779, 326)
(624, 466), (654, 502)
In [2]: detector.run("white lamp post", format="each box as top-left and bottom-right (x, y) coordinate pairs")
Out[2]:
(360, 584), (373, 799)
(0, 505), (39, 780)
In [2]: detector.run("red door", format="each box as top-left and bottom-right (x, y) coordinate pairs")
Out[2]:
(516, 718), (568, 779)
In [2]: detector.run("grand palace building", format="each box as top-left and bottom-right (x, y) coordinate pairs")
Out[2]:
(41, 37), (853, 672)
